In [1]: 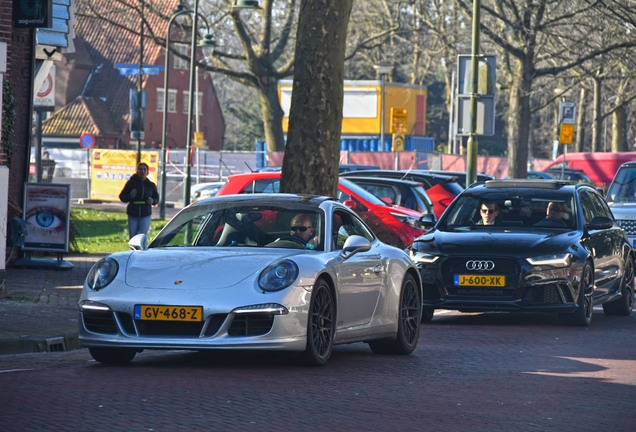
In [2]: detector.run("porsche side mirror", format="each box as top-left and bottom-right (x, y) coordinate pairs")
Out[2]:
(343, 199), (358, 210)
(341, 235), (371, 259)
(129, 233), (148, 251)
(419, 213), (437, 228)
(596, 188), (605, 197)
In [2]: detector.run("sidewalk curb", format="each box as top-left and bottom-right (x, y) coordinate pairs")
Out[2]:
(0, 334), (81, 356)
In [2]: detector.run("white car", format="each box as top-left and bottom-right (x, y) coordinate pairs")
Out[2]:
(606, 161), (636, 246)
(190, 181), (226, 203)
(79, 194), (423, 365)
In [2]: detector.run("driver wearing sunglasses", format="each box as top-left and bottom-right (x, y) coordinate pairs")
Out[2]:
(477, 200), (499, 226)
(290, 214), (318, 247)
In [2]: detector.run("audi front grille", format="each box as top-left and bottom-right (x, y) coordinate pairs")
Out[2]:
(441, 257), (521, 299)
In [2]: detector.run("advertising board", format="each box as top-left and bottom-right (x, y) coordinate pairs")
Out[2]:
(91, 150), (158, 201)
(23, 183), (71, 252)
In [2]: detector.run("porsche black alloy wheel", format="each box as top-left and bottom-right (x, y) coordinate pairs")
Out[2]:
(369, 274), (421, 355)
(560, 263), (594, 326)
(89, 347), (137, 364)
(300, 279), (335, 366)
(603, 258), (635, 316)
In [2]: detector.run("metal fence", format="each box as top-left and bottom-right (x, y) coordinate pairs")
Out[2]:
(30, 148), (262, 202)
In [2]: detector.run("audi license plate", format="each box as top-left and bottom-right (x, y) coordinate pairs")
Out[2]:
(134, 305), (203, 321)
(454, 275), (505, 287)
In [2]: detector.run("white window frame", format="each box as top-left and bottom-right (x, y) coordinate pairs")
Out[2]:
(183, 91), (203, 114)
(156, 88), (178, 113)
(174, 44), (189, 70)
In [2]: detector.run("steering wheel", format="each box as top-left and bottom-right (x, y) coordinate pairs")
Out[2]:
(275, 235), (306, 246)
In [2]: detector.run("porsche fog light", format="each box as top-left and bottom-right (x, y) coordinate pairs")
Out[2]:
(258, 260), (299, 292)
(526, 253), (571, 268)
(87, 258), (119, 290)
(409, 250), (439, 264)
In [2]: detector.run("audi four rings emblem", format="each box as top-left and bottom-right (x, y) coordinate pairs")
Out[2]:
(466, 260), (495, 271)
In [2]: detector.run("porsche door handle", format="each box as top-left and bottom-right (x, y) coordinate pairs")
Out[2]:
(373, 265), (383, 275)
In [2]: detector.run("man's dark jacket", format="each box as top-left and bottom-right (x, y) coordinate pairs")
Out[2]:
(119, 174), (159, 217)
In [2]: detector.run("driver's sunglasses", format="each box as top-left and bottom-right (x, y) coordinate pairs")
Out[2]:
(481, 208), (497, 214)
(291, 226), (310, 232)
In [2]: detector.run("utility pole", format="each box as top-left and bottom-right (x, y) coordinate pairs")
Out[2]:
(466, 0), (481, 186)
(136, 0), (145, 165)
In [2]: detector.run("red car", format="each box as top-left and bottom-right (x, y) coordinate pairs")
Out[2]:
(216, 172), (426, 247)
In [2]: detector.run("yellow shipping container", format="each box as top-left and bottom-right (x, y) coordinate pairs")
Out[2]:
(278, 80), (427, 137)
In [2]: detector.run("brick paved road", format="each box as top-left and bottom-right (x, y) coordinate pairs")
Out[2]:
(1, 310), (635, 432)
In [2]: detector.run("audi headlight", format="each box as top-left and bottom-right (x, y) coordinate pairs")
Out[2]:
(86, 257), (119, 290)
(409, 250), (439, 264)
(526, 253), (571, 268)
(258, 260), (299, 292)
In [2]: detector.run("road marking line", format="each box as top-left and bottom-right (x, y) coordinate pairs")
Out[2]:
(0, 369), (34, 374)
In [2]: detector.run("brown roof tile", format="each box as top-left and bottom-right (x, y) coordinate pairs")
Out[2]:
(70, 0), (179, 127)
(42, 96), (123, 137)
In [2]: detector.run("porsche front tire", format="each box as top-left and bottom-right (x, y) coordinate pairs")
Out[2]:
(299, 279), (335, 366)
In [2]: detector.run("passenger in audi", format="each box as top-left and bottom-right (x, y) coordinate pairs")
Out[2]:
(534, 202), (571, 228)
(477, 199), (499, 225)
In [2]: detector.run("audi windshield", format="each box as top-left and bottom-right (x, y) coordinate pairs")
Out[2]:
(438, 191), (578, 231)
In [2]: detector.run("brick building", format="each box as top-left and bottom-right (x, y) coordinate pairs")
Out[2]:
(1, 1), (37, 288)
(40, 0), (225, 151)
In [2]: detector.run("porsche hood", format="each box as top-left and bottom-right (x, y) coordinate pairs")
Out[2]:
(124, 248), (302, 289)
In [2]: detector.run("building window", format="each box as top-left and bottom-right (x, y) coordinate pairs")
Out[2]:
(157, 88), (178, 112)
(174, 44), (189, 70)
(183, 91), (203, 114)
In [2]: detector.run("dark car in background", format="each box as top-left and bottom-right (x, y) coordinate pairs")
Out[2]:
(339, 164), (381, 173)
(544, 168), (594, 184)
(408, 180), (634, 326)
(418, 170), (495, 188)
(341, 170), (463, 219)
(344, 176), (435, 215)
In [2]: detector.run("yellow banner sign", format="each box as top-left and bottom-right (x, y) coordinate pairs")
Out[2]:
(91, 150), (159, 201)
(559, 124), (574, 145)
(390, 108), (408, 134)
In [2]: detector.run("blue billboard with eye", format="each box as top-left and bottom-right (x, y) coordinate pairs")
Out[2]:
(22, 183), (71, 252)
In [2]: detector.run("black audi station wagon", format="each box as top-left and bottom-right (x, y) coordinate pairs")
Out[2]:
(409, 180), (635, 326)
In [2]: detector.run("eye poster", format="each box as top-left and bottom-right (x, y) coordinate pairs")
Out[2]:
(23, 183), (71, 252)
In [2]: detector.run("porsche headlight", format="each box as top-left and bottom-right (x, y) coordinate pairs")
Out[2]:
(258, 260), (299, 292)
(87, 258), (119, 290)
(409, 250), (440, 264)
(526, 253), (571, 268)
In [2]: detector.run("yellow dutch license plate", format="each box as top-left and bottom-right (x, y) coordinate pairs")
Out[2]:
(134, 305), (203, 321)
(454, 275), (505, 287)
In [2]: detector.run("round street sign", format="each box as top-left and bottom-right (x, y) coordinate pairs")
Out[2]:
(80, 132), (95, 149)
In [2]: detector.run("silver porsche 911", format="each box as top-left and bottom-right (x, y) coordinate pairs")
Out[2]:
(79, 194), (423, 366)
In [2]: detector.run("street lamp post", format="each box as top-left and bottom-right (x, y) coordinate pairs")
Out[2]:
(159, 3), (191, 220)
(373, 65), (393, 164)
(158, 4), (216, 218)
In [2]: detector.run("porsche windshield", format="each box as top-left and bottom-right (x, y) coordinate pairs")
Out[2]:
(151, 203), (324, 250)
(439, 192), (577, 231)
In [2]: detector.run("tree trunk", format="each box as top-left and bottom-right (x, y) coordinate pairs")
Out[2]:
(575, 87), (585, 153)
(591, 76), (602, 152)
(611, 103), (627, 152)
(258, 79), (286, 152)
(280, 0), (353, 196)
(506, 59), (532, 179)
